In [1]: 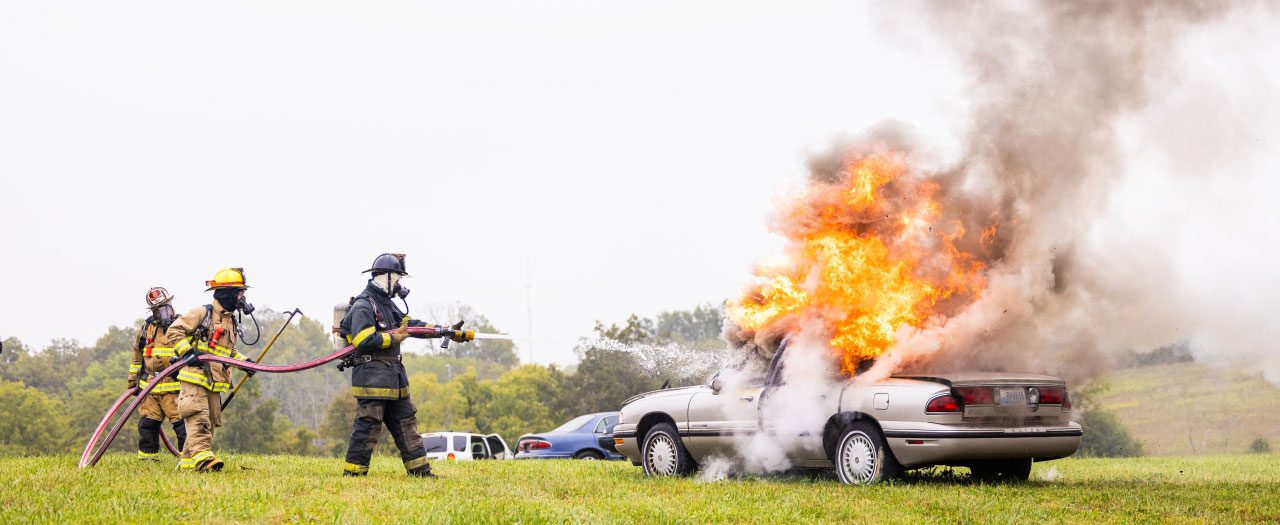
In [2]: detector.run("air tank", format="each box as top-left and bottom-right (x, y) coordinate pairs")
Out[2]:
(332, 302), (350, 351)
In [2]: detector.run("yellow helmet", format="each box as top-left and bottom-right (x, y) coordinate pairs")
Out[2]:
(205, 267), (249, 291)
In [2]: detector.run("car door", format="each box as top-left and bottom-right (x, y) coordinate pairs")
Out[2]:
(485, 434), (511, 459)
(685, 371), (764, 458)
(757, 349), (837, 465)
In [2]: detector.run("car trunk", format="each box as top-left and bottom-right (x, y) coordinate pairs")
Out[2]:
(895, 372), (1072, 426)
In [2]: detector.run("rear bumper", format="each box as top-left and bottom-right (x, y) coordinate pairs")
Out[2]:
(882, 422), (1082, 468)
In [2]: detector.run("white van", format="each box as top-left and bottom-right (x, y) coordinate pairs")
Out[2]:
(421, 432), (513, 461)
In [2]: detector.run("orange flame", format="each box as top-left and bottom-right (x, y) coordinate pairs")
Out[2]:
(727, 150), (988, 376)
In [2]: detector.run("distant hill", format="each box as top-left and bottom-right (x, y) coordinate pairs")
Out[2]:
(1093, 362), (1280, 456)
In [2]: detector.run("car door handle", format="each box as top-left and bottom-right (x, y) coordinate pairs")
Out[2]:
(739, 396), (754, 402)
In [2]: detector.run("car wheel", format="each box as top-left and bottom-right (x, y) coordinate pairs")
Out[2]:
(970, 458), (1032, 482)
(834, 422), (901, 485)
(574, 450), (603, 460)
(641, 422), (695, 477)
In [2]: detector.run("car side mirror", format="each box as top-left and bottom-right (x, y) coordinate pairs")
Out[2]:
(710, 376), (723, 394)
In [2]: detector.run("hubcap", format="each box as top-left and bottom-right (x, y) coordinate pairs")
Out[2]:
(645, 433), (678, 475)
(840, 432), (877, 484)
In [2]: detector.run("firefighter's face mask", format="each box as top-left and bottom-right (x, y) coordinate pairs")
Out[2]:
(152, 304), (176, 327)
(374, 272), (409, 299)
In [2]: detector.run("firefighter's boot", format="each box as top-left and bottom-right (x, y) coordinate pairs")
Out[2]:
(193, 451), (224, 472)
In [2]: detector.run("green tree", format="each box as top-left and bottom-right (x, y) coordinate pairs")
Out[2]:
(479, 365), (566, 440)
(562, 348), (658, 416)
(1077, 408), (1145, 457)
(219, 379), (292, 454)
(656, 303), (724, 342)
(408, 371), (477, 433)
(1251, 437), (1272, 454)
(320, 391), (355, 456)
(0, 380), (72, 455)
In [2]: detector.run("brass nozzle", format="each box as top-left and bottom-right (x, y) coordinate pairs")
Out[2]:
(463, 330), (475, 342)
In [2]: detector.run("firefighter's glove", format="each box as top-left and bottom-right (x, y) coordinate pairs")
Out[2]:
(127, 378), (139, 389)
(242, 357), (257, 377)
(391, 326), (411, 345)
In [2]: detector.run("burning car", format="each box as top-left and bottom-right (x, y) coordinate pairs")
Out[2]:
(611, 345), (1081, 484)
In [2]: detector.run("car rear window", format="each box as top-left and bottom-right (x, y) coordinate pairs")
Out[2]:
(453, 436), (467, 451)
(552, 414), (596, 433)
(423, 436), (446, 453)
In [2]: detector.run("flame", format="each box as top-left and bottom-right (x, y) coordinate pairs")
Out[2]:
(727, 150), (989, 376)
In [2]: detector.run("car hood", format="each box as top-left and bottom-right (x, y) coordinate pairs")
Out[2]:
(622, 385), (703, 406)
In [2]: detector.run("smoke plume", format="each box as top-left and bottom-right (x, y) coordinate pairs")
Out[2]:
(727, 0), (1279, 387)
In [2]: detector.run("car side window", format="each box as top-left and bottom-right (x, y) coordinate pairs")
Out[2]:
(452, 436), (466, 452)
(470, 436), (488, 458)
(603, 416), (618, 434)
(593, 418), (607, 434)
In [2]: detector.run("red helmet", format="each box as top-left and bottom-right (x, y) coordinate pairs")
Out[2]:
(145, 287), (174, 309)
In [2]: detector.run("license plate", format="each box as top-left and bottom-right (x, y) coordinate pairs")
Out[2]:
(997, 387), (1027, 405)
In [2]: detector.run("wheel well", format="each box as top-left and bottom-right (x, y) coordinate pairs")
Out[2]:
(574, 448), (604, 458)
(636, 412), (677, 444)
(822, 411), (883, 460)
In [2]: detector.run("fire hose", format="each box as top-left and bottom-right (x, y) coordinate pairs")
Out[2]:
(79, 325), (476, 468)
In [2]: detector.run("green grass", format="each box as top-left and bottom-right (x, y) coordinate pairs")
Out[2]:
(1094, 362), (1280, 455)
(3, 454), (1278, 523)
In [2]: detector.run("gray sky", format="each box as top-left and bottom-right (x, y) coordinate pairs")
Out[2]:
(2, 2), (1276, 367)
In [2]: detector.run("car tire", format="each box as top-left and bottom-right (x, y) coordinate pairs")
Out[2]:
(574, 450), (603, 460)
(833, 421), (901, 485)
(970, 458), (1032, 482)
(641, 422), (695, 477)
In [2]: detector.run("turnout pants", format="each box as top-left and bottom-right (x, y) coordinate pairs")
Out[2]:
(137, 392), (186, 458)
(176, 381), (222, 469)
(343, 397), (430, 475)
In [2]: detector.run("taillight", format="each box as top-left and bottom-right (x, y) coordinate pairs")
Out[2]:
(1038, 386), (1067, 405)
(446, 453), (456, 460)
(518, 439), (552, 451)
(955, 386), (994, 405)
(926, 394), (961, 413)
(1062, 391), (1072, 411)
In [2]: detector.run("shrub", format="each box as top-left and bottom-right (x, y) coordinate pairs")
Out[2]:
(1250, 437), (1272, 454)
(1077, 408), (1144, 457)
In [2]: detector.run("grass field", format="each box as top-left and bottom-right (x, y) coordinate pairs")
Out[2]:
(3, 454), (1277, 524)
(1094, 362), (1280, 455)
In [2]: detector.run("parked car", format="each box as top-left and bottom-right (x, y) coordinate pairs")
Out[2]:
(421, 432), (513, 461)
(515, 412), (625, 460)
(611, 345), (1082, 484)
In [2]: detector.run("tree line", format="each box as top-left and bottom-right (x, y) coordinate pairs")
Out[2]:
(0, 303), (725, 457)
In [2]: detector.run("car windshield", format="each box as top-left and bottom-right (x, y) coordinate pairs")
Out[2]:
(551, 414), (597, 433)
(423, 436), (446, 453)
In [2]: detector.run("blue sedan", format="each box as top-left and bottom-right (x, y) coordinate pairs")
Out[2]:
(514, 412), (624, 460)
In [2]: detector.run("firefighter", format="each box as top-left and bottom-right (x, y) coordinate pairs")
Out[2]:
(167, 268), (255, 472)
(339, 253), (465, 477)
(128, 286), (186, 460)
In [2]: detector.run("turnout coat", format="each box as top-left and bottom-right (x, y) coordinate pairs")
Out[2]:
(339, 282), (429, 400)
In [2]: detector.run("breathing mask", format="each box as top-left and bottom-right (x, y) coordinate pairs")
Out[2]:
(152, 304), (177, 328)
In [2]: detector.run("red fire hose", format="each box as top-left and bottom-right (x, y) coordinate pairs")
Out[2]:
(79, 326), (461, 468)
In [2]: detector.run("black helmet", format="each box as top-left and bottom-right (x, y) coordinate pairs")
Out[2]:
(363, 253), (408, 276)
